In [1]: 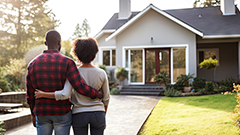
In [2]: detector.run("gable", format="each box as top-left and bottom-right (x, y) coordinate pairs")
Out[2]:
(116, 9), (195, 45)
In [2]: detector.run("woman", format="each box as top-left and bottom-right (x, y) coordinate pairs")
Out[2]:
(35, 37), (110, 135)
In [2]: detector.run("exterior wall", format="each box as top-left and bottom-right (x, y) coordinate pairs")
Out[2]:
(94, 33), (116, 66)
(115, 9), (197, 76)
(197, 42), (238, 82)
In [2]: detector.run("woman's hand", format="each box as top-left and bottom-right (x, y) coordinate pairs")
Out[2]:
(35, 89), (45, 99)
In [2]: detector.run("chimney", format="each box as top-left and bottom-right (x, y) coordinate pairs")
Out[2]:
(119, 0), (132, 20)
(221, 0), (235, 15)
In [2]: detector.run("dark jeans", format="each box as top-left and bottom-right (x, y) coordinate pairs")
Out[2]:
(72, 111), (105, 135)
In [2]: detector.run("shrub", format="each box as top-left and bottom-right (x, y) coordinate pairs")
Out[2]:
(221, 77), (234, 91)
(164, 89), (182, 97)
(219, 85), (228, 92)
(116, 67), (128, 81)
(154, 71), (170, 87)
(110, 87), (120, 95)
(230, 83), (240, 130)
(176, 73), (194, 86)
(0, 121), (5, 135)
(192, 77), (206, 91)
(0, 79), (10, 92)
(2, 58), (27, 91)
(172, 80), (185, 92)
(205, 81), (215, 93)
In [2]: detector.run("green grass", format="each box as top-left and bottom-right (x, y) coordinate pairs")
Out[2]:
(139, 94), (240, 135)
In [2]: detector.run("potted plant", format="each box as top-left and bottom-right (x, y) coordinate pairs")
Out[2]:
(116, 67), (128, 82)
(177, 73), (195, 93)
(200, 57), (218, 82)
(154, 71), (170, 87)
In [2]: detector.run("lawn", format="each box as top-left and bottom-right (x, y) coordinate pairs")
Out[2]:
(139, 94), (239, 135)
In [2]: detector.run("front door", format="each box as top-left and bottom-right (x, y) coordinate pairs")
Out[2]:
(145, 48), (170, 84)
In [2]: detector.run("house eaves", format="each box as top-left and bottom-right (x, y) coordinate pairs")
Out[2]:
(202, 34), (240, 39)
(105, 4), (204, 42)
(94, 29), (115, 40)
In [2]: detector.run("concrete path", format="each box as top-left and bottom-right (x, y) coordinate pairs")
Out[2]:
(5, 95), (162, 135)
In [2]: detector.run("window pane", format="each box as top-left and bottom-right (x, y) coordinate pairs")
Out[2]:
(199, 51), (204, 64)
(159, 50), (170, 75)
(173, 48), (186, 82)
(125, 50), (129, 68)
(146, 50), (155, 82)
(130, 50), (143, 83)
(205, 50), (217, 59)
(103, 50), (110, 66)
(112, 50), (116, 66)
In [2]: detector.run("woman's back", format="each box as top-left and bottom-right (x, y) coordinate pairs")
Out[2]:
(71, 67), (110, 114)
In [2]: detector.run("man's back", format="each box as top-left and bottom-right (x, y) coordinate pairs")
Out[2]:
(27, 50), (73, 116)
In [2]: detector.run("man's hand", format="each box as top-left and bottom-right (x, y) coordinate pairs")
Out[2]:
(97, 88), (103, 99)
(32, 115), (36, 127)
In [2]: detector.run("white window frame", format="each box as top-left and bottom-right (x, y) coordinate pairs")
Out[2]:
(122, 44), (189, 85)
(99, 46), (116, 67)
(197, 48), (219, 66)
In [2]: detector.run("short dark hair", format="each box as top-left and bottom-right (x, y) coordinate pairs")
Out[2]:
(71, 37), (99, 63)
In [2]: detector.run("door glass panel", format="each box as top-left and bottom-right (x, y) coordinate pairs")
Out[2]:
(130, 50), (143, 83)
(146, 50), (156, 82)
(173, 48), (186, 82)
(159, 50), (169, 74)
(112, 50), (116, 66)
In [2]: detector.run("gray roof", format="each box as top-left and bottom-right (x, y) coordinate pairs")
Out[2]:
(102, 6), (240, 36)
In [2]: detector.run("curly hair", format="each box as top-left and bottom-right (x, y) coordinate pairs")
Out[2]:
(71, 37), (99, 63)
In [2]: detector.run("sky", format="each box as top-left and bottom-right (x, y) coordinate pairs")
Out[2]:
(47, 0), (240, 41)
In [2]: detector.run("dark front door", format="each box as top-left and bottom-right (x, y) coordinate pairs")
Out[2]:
(145, 48), (170, 84)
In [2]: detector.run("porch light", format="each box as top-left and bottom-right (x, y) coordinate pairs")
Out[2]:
(151, 37), (153, 44)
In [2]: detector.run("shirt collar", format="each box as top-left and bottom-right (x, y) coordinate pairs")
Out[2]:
(43, 49), (59, 53)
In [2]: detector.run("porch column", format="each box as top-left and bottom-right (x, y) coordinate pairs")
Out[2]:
(238, 41), (240, 79)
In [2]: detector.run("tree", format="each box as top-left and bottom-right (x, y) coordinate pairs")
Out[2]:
(193, 0), (220, 7)
(0, 0), (59, 66)
(71, 18), (91, 40)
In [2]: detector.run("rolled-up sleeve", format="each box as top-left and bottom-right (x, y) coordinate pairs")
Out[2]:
(55, 79), (72, 101)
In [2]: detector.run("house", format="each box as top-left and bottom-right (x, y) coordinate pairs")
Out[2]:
(93, 0), (240, 86)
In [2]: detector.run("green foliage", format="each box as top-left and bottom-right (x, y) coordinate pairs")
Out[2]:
(193, 0), (220, 7)
(0, 79), (10, 92)
(192, 77), (206, 91)
(221, 77), (234, 91)
(172, 80), (185, 92)
(2, 58), (26, 91)
(154, 71), (170, 87)
(205, 81), (215, 93)
(0, 0), (59, 66)
(176, 73), (195, 86)
(71, 18), (91, 40)
(164, 89), (182, 97)
(61, 40), (75, 60)
(0, 121), (5, 135)
(110, 87), (120, 95)
(116, 67), (128, 80)
(231, 84), (240, 131)
(200, 57), (218, 69)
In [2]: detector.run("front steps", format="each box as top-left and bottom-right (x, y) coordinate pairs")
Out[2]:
(119, 85), (165, 96)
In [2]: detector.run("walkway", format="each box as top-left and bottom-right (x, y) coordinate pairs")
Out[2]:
(5, 95), (162, 135)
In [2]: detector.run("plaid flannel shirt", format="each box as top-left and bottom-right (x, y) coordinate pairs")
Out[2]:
(26, 50), (98, 116)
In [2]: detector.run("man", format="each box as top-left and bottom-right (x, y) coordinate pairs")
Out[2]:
(26, 30), (102, 135)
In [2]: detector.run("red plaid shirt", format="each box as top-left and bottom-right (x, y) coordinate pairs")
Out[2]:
(26, 50), (98, 116)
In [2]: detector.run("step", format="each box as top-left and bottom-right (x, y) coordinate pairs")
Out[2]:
(120, 91), (160, 96)
(120, 89), (163, 92)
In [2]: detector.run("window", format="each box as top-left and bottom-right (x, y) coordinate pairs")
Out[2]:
(197, 48), (219, 66)
(102, 49), (116, 66)
(173, 48), (186, 82)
